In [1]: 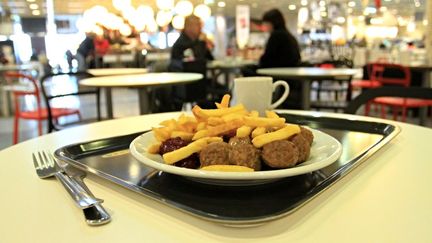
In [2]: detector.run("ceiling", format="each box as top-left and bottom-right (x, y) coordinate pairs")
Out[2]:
(0, 0), (427, 20)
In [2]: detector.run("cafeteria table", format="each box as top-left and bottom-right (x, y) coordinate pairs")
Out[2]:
(0, 110), (431, 242)
(79, 72), (203, 119)
(87, 68), (148, 77)
(257, 67), (358, 110)
(207, 59), (258, 89)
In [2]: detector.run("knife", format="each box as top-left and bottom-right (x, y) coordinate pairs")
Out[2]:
(54, 156), (111, 226)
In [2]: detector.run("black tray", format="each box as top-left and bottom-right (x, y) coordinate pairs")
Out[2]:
(55, 113), (399, 226)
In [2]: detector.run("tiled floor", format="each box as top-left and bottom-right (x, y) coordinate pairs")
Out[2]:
(0, 79), (431, 150)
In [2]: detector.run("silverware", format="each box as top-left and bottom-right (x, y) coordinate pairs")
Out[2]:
(55, 156), (111, 226)
(32, 151), (103, 209)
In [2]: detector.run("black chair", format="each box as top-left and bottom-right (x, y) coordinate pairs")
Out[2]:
(345, 87), (432, 124)
(39, 71), (101, 133)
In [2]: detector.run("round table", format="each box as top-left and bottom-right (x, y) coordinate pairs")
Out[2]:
(87, 68), (148, 77)
(0, 110), (431, 242)
(80, 72), (203, 118)
(257, 67), (358, 110)
(207, 59), (258, 89)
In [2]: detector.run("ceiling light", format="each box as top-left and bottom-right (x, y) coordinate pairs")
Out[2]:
(348, 1), (355, 7)
(172, 15), (185, 29)
(174, 1), (193, 16)
(113, 0), (131, 11)
(301, 0), (308, 6)
(414, 2), (420, 7)
(26, 0), (36, 2)
(204, 0), (215, 4)
(217, 1), (226, 7)
(319, 1), (326, 7)
(29, 3), (39, 10)
(423, 20), (428, 26)
(194, 4), (211, 20)
(289, 5), (297, 10)
(32, 9), (40, 15)
(379, 6), (387, 11)
(156, 0), (174, 10)
(347, 8), (353, 13)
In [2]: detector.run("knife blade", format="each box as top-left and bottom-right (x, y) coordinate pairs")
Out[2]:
(54, 156), (111, 226)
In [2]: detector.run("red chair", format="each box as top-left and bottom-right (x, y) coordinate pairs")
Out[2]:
(368, 63), (432, 122)
(351, 63), (382, 89)
(3, 72), (81, 144)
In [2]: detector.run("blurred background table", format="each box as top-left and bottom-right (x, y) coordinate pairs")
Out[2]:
(79, 73), (203, 118)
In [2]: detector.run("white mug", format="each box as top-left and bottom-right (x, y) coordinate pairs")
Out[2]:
(233, 76), (289, 115)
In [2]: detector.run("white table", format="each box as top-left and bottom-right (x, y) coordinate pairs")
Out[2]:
(80, 73), (203, 118)
(207, 59), (258, 89)
(1, 110), (431, 242)
(87, 68), (148, 77)
(257, 67), (358, 110)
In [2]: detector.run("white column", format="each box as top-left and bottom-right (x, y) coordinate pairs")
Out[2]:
(426, 0), (432, 65)
(214, 14), (227, 59)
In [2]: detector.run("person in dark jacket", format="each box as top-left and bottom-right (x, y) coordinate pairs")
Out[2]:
(76, 32), (95, 71)
(260, 9), (301, 68)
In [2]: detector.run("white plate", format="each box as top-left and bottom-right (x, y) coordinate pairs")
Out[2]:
(129, 128), (342, 186)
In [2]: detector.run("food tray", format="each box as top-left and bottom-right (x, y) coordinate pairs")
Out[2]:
(55, 113), (400, 226)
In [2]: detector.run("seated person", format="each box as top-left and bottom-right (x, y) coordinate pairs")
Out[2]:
(156, 15), (214, 111)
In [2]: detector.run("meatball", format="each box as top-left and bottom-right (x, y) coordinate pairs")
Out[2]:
(262, 140), (299, 168)
(300, 127), (314, 145)
(228, 143), (261, 171)
(199, 142), (230, 167)
(289, 134), (310, 163)
(228, 136), (251, 146)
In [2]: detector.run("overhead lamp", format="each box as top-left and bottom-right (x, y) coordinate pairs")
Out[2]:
(113, 0), (131, 11)
(119, 24), (132, 36)
(137, 5), (154, 21)
(289, 5), (297, 10)
(301, 0), (308, 6)
(194, 4), (211, 20)
(348, 1), (355, 7)
(174, 1), (194, 16)
(156, 10), (173, 27)
(32, 9), (40, 15)
(156, 0), (174, 10)
(217, 1), (226, 8)
(29, 4), (38, 10)
(172, 15), (185, 29)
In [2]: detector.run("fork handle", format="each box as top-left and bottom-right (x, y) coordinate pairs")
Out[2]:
(54, 172), (103, 209)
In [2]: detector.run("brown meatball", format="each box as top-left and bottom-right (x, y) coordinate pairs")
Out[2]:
(228, 136), (251, 146)
(228, 143), (261, 171)
(199, 142), (230, 167)
(300, 127), (314, 145)
(262, 140), (299, 168)
(289, 134), (310, 163)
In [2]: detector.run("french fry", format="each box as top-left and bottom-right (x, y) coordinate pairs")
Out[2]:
(244, 116), (286, 128)
(251, 127), (266, 138)
(208, 119), (245, 136)
(249, 110), (259, 117)
(221, 111), (248, 122)
(196, 122), (206, 131)
(170, 131), (194, 141)
(236, 126), (252, 138)
(220, 94), (231, 108)
(159, 119), (177, 128)
(203, 137), (223, 143)
(252, 124), (301, 148)
(192, 129), (209, 140)
(194, 104), (246, 118)
(265, 110), (279, 118)
(147, 142), (161, 154)
(178, 114), (197, 125)
(207, 117), (224, 126)
(162, 139), (208, 164)
(152, 127), (171, 142)
(200, 165), (254, 172)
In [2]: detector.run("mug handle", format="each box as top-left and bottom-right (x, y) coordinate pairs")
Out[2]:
(270, 80), (289, 109)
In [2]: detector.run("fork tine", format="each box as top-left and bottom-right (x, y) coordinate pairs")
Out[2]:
(38, 151), (46, 169)
(42, 151), (52, 167)
(32, 153), (40, 170)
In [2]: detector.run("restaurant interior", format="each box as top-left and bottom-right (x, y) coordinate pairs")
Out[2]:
(0, 0), (432, 240)
(1, 0), (431, 148)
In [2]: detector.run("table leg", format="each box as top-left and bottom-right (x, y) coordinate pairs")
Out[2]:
(138, 88), (150, 114)
(105, 88), (114, 119)
(302, 80), (311, 110)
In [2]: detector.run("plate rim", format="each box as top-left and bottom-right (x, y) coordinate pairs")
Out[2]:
(129, 128), (342, 180)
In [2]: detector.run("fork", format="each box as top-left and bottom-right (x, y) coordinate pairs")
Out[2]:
(32, 151), (103, 209)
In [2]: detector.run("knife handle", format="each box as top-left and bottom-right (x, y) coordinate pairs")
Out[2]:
(54, 172), (103, 209)
(72, 176), (111, 225)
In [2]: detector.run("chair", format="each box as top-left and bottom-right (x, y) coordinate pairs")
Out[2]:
(3, 72), (81, 144)
(351, 63), (382, 89)
(39, 71), (101, 133)
(345, 87), (432, 123)
(367, 63), (432, 121)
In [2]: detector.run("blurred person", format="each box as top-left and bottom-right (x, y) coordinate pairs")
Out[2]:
(93, 34), (110, 68)
(242, 9), (301, 76)
(168, 15), (214, 72)
(76, 32), (96, 71)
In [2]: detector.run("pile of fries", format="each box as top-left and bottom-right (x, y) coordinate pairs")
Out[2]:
(147, 95), (301, 168)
